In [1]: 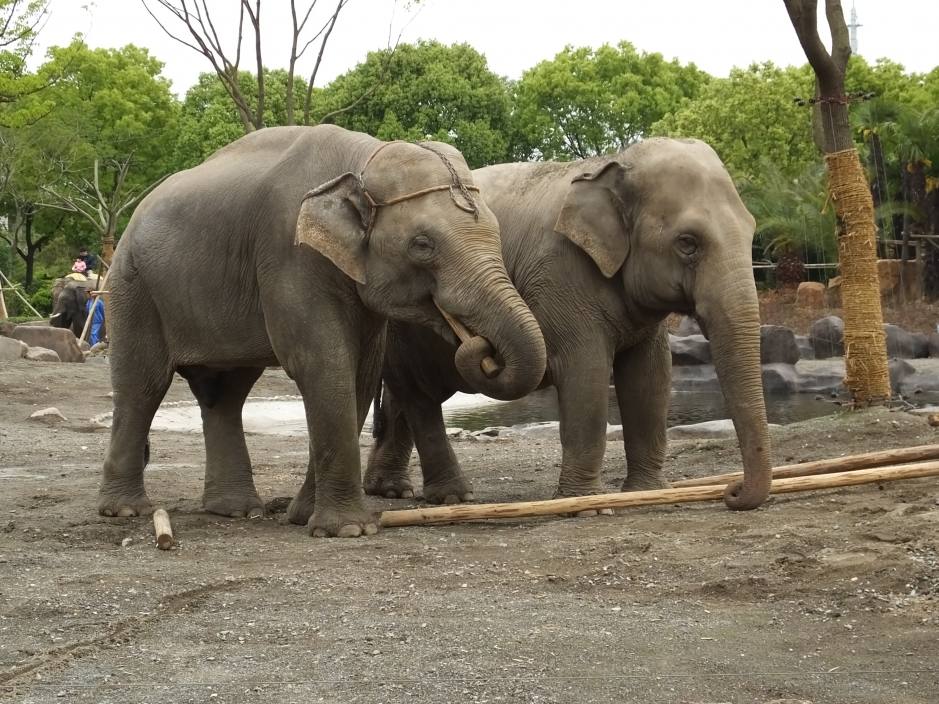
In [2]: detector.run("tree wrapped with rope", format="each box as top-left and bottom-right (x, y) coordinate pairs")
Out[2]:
(783, 0), (890, 406)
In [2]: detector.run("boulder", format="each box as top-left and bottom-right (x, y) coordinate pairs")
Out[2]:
(794, 334), (814, 360)
(809, 315), (844, 359)
(760, 325), (800, 365)
(668, 419), (737, 439)
(795, 281), (826, 309)
(0, 320), (16, 337)
(0, 336), (27, 361)
(889, 358), (916, 394)
(929, 332), (939, 358)
(676, 316), (703, 337)
(883, 324), (928, 359)
(513, 421), (560, 439)
(10, 325), (83, 363)
(25, 346), (61, 362)
(669, 333), (711, 365)
(877, 259), (923, 303)
(761, 363), (801, 394)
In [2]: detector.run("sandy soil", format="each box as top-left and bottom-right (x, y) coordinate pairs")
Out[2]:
(1, 358), (938, 704)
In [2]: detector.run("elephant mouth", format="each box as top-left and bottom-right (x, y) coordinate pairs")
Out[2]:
(433, 299), (503, 379)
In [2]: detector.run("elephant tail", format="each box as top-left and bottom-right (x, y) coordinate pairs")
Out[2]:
(371, 377), (385, 440)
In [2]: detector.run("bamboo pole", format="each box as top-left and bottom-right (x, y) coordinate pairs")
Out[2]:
(0, 270), (44, 319)
(434, 300), (502, 378)
(672, 444), (939, 488)
(0, 285), (7, 320)
(379, 461), (939, 528)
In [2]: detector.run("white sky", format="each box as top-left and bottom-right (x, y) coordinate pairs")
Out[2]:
(34, 1), (939, 97)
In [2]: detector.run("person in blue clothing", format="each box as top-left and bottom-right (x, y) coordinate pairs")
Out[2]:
(85, 294), (105, 345)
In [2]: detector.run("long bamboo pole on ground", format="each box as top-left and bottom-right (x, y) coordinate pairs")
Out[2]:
(379, 461), (939, 528)
(672, 444), (939, 488)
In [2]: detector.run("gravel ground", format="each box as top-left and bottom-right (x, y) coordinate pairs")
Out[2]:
(1, 358), (938, 703)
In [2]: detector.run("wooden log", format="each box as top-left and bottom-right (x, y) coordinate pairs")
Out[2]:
(672, 443), (939, 488)
(153, 508), (174, 550)
(379, 460), (939, 528)
(434, 301), (502, 378)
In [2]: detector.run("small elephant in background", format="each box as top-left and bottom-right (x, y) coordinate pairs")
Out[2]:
(50, 279), (92, 337)
(367, 138), (772, 511)
(100, 125), (546, 538)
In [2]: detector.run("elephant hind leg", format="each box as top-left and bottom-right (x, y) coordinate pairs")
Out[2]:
(364, 385), (416, 499)
(180, 365), (266, 518)
(99, 286), (173, 517)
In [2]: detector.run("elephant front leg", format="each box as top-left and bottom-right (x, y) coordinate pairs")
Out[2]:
(555, 356), (615, 516)
(406, 395), (473, 504)
(286, 358), (379, 538)
(614, 326), (671, 491)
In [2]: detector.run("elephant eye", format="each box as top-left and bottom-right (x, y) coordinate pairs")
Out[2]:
(676, 234), (698, 256)
(408, 234), (437, 262)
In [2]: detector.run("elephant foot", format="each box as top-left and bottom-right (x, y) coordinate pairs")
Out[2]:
(287, 494), (315, 526)
(363, 466), (415, 499)
(621, 472), (670, 493)
(422, 472), (474, 505)
(554, 481), (614, 518)
(307, 501), (379, 538)
(98, 486), (153, 518)
(203, 488), (265, 519)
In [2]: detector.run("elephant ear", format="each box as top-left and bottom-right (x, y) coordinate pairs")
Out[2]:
(553, 161), (631, 278)
(295, 172), (372, 284)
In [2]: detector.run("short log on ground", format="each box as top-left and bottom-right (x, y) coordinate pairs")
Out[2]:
(153, 508), (174, 550)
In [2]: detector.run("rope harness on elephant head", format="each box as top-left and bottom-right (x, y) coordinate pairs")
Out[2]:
(357, 140), (480, 236)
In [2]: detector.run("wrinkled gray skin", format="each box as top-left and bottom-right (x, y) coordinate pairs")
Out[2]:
(99, 125), (546, 537)
(367, 138), (772, 511)
(49, 280), (90, 337)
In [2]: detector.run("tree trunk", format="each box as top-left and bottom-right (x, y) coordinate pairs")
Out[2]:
(784, 0), (891, 407)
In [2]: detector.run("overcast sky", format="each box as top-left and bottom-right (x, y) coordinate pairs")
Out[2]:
(34, 1), (939, 97)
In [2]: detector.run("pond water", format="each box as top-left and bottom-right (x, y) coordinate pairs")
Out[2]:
(147, 388), (847, 436)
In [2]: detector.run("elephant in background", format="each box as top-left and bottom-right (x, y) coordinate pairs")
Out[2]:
(100, 125), (546, 537)
(49, 278), (96, 338)
(367, 138), (772, 511)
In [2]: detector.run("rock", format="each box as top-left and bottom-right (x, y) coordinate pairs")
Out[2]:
(889, 358), (916, 393)
(0, 336), (28, 361)
(761, 363), (801, 394)
(669, 333), (711, 365)
(79, 339), (91, 352)
(809, 315), (844, 359)
(877, 258), (923, 303)
(0, 320), (16, 337)
(883, 324), (928, 359)
(929, 332), (939, 358)
(89, 341), (108, 356)
(513, 421), (559, 439)
(675, 315), (702, 337)
(826, 276), (842, 308)
(606, 424), (624, 441)
(760, 325), (800, 365)
(25, 346), (61, 362)
(668, 419), (737, 439)
(795, 281), (825, 309)
(795, 334), (814, 360)
(10, 325), (83, 363)
(671, 365), (720, 393)
(29, 407), (67, 424)
(445, 427), (465, 438)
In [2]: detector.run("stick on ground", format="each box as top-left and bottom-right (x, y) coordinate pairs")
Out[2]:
(153, 508), (174, 550)
(379, 460), (939, 528)
(672, 443), (939, 487)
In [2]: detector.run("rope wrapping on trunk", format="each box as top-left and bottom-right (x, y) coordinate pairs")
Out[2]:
(825, 148), (891, 406)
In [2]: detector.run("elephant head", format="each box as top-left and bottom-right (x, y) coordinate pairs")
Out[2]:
(554, 138), (771, 510)
(295, 140), (546, 400)
(50, 280), (89, 338)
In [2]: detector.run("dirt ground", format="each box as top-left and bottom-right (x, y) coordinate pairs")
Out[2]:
(1, 359), (937, 704)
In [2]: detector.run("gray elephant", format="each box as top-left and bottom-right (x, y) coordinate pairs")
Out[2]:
(367, 138), (772, 510)
(99, 125), (547, 537)
(49, 278), (97, 337)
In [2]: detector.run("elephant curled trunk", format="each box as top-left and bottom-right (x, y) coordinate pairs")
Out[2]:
(438, 267), (546, 401)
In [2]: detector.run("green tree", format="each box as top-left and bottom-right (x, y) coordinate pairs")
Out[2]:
(653, 62), (816, 183)
(315, 41), (512, 168)
(34, 41), (180, 262)
(173, 69), (299, 170)
(0, 0), (55, 127)
(512, 41), (708, 161)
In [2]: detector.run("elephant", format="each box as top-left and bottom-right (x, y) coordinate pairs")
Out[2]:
(99, 125), (547, 537)
(49, 278), (97, 337)
(366, 137), (772, 511)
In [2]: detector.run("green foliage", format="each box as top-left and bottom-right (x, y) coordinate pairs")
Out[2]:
(652, 62), (816, 183)
(172, 69), (300, 170)
(0, 0), (53, 126)
(512, 42), (709, 161)
(314, 41), (512, 168)
(739, 160), (837, 265)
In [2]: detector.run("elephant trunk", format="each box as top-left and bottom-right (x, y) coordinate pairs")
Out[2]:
(696, 265), (772, 510)
(437, 256), (546, 401)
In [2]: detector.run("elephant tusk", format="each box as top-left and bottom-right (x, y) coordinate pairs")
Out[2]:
(434, 300), (503, 378)
(49, 313), (61, 319)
